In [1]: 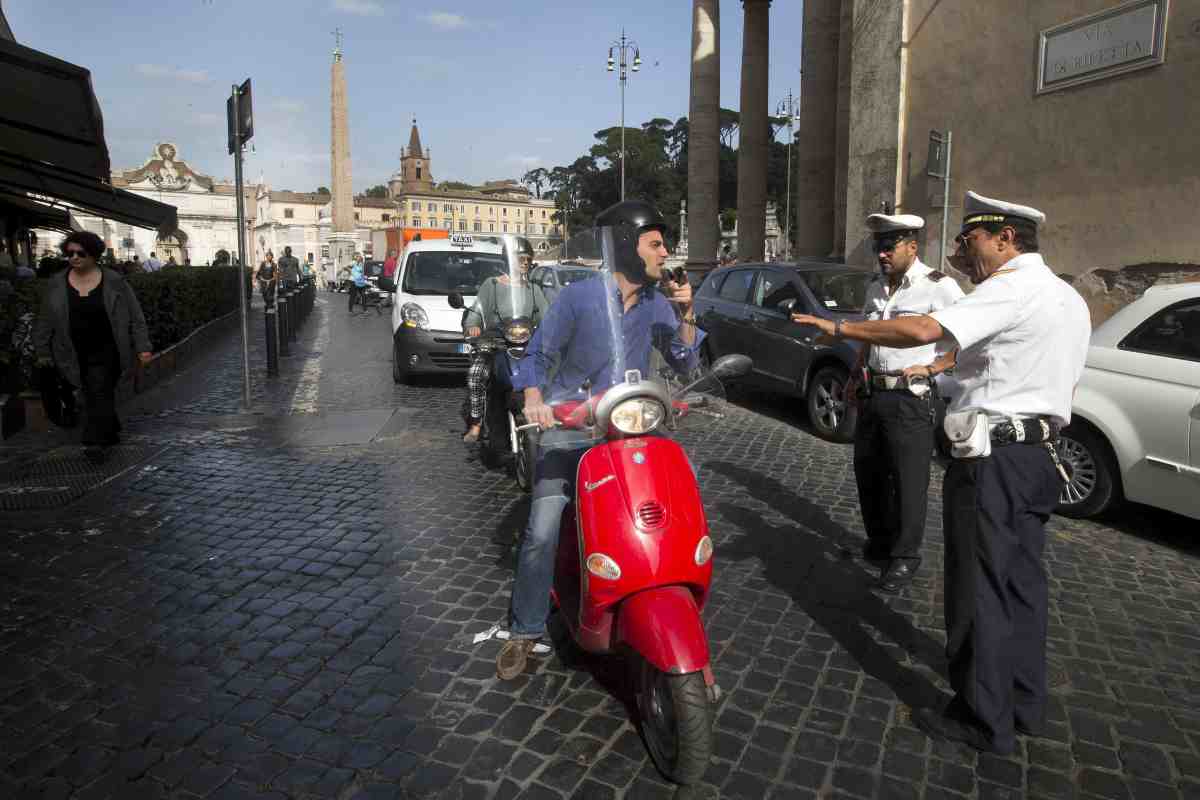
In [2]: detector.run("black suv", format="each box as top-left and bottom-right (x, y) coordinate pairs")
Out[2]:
(694, 261), (874, 442)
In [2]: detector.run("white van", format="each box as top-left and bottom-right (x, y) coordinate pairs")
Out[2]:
(380, 233), (507, 383)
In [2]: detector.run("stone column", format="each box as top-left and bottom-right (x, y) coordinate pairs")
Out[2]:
(686, 0), (720, 272)
(794, 0), (842, 258)
(736, 0), (770, 262)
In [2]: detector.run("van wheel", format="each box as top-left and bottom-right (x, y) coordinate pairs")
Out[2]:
(807, 365), (857, 443)
(1055, 423), (1120, 518)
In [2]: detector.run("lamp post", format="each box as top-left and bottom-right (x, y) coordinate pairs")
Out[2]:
(607, 30), (641, 201)
(776, 89), (798, 261)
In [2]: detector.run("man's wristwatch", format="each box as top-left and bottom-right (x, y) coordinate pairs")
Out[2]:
(833, 319), (845, 338)
(681, 309), (697, 324)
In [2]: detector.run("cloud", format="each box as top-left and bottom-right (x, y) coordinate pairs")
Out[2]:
(333, 0), (384, 15)
(134, 63), (209, 83)
(423, 12), (467, 29)
(275, 99), (307, 115)
(505, 154), (543, 169)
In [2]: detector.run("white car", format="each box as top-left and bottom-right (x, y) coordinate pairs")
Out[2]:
(1056, 282), (1200, 519)
(378, 234), (507, 383)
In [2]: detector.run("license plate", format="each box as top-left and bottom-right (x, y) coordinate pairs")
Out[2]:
(457, 343), (471, 354)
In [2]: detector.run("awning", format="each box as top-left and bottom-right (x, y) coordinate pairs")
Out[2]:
(0, 153), (177, 234)
(0, 192), (71, 233)
(0, 37), (177, 234)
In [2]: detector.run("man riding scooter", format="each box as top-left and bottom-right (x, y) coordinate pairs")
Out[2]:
(462, 238), (549, 444)
(496, 199), (701, 680)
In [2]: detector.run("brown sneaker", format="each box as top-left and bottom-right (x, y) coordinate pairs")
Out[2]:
(496, 639), (535, 680)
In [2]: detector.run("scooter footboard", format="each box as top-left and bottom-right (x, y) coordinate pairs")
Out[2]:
(617, 586), (710, 675)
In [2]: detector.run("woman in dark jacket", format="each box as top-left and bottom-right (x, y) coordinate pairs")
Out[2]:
(33, 231), (152, 460)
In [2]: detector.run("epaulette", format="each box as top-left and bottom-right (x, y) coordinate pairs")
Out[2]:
(927, 270), (947, 281)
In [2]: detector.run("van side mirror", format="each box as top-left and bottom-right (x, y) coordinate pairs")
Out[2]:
(779, 298), (797, 314)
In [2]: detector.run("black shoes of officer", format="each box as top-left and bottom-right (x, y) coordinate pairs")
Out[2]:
(912, 706), (1014, 755)
(877, 560), (917, 593)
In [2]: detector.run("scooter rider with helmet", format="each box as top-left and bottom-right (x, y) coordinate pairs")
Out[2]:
(495, 199), (702, 680)
(462, 237), (550, 443)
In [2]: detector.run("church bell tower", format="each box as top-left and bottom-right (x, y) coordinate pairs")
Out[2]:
(389, 118), (433, 197)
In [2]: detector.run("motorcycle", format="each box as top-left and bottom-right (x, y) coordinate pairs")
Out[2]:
(450, 292), (537, 491)
(542, 352), (752, 784)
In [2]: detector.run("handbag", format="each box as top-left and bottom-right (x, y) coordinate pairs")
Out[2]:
(36, 364), (78, 428)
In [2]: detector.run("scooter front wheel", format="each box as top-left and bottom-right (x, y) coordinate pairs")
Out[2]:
(636, 657), (712, 785)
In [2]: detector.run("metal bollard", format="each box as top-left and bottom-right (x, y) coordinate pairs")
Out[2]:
(288, 289), (298, 339)
(278, 296), (290, 356)
(265, 307), (279, 376)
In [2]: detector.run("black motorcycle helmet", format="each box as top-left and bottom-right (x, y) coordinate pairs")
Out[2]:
(594, 199), (668, 283)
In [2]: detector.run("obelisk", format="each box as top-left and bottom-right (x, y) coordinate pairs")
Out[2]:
(327, 29), (357, 281)
(686, 0), (720, 272)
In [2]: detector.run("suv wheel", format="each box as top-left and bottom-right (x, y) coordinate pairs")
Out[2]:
(807, 365), (857, 443)
(1055, 423), (1120, 518)
(392, 343), (408, 384)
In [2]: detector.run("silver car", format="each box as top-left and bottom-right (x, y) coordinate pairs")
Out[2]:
(530, 262), (600, 305)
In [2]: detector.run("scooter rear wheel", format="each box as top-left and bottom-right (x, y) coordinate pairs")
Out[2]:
(636, 658), (712, 785)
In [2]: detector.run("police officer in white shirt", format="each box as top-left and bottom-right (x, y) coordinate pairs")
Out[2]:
(793, 191), (1090, 754)
(853, 213), (963, 593)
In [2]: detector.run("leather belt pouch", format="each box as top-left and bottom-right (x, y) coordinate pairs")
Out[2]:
(943, 411), (991, 459)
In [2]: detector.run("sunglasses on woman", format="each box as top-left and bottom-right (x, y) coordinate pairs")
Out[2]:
(64, 249), (88, 258)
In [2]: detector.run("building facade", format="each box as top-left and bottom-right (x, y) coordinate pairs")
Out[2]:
(385, 122), (559, 251)
(40, 142), (256, 264)
(796, 0), (1199, 293)
(252, 191), (397, 264)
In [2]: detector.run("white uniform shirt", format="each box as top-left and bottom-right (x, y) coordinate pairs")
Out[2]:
(862, 258), (964, 372)
(930, 253), (1091, 426)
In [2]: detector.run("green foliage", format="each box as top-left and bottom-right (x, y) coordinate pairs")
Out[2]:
(125, 266), (245, 354)
(364, 184), (389, 198)
(437, 181), (475, 190)
(316, 186), (331, 195)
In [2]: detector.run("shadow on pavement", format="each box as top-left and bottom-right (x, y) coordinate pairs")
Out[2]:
(708, 459), (948, 711)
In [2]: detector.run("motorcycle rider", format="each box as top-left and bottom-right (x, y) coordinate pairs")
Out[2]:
(462, 237), (550, 443)
(495, 199), (701, 680)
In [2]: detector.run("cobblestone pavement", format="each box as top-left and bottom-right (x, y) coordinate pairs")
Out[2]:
(2, 290), (1199, 800)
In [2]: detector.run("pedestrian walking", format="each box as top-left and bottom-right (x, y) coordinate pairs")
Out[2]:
(144, 251), (163, 272)
(851, 213), (963, 592)
(254, 251), (277, 308)
(383, 248), (399, 279)
(278, 246), (302, 291)
(347, 254), (367, 313)
(792, 191), (1091, 754)
(33, 231), (153, 463)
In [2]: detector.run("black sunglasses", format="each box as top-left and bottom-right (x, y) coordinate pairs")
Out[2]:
(64, 249), (88, 258)
(873, 234), (913, 253)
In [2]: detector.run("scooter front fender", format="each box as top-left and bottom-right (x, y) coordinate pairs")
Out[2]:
(617, 586), (710, 676)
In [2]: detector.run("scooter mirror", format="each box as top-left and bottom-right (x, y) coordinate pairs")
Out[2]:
(710, 353), (753, 380)
(447, 291), (465, 309)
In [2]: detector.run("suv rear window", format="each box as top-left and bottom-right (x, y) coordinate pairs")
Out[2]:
(799, 269), (872, 312)
(402, 251), (506, 295)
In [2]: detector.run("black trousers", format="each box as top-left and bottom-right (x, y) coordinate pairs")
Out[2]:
(347, 285), (363, 311)
(853, 389), (935, 564)
(942, 443), (1059, 751)
(79, 354), (120, 446)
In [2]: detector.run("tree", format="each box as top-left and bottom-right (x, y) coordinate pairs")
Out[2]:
(316, 186), (330, 195)
(521, 168), (549, 199)
(438, 181), (475, 190)
(364, 184), (389, 198)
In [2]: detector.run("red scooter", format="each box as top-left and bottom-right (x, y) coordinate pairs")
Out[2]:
(540, 353), (751, 785)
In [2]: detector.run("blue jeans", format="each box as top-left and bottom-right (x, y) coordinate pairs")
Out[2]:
(509, 428), (595, 639)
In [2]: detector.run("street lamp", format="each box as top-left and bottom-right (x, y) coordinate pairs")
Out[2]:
(776, 89), (799, 261)
(607, 30), (641, 201)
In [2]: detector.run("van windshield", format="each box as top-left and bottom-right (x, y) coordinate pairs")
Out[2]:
(402, 251), (507, 295)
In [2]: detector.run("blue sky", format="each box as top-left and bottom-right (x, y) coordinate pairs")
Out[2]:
(6, 0), (802, 195)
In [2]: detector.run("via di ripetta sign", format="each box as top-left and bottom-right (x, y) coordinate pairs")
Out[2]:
(1037, 0), (1170, 94)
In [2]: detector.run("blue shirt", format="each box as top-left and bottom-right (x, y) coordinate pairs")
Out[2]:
(351, 263), (366, 287)
(514, 272), (703, 402)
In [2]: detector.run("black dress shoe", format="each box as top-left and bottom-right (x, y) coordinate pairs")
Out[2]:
(877, 561), (917, 593)
(912, 707), (1012, 755)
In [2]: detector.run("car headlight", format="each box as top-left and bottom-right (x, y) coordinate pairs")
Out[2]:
(503, 321), (532, 345)
(400, 302), (429, 329)
(610, 398), (666, 434)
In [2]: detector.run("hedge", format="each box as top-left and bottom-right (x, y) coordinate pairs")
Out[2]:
(2, 264), (251, 394)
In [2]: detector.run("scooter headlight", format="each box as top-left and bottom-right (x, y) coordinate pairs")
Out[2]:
(503, 320), (532, 345)
(610, 398), (666, 435)
(694, 536), (714, 566)
(586, 553), (621, 580)
(401, 302), (429, 329)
